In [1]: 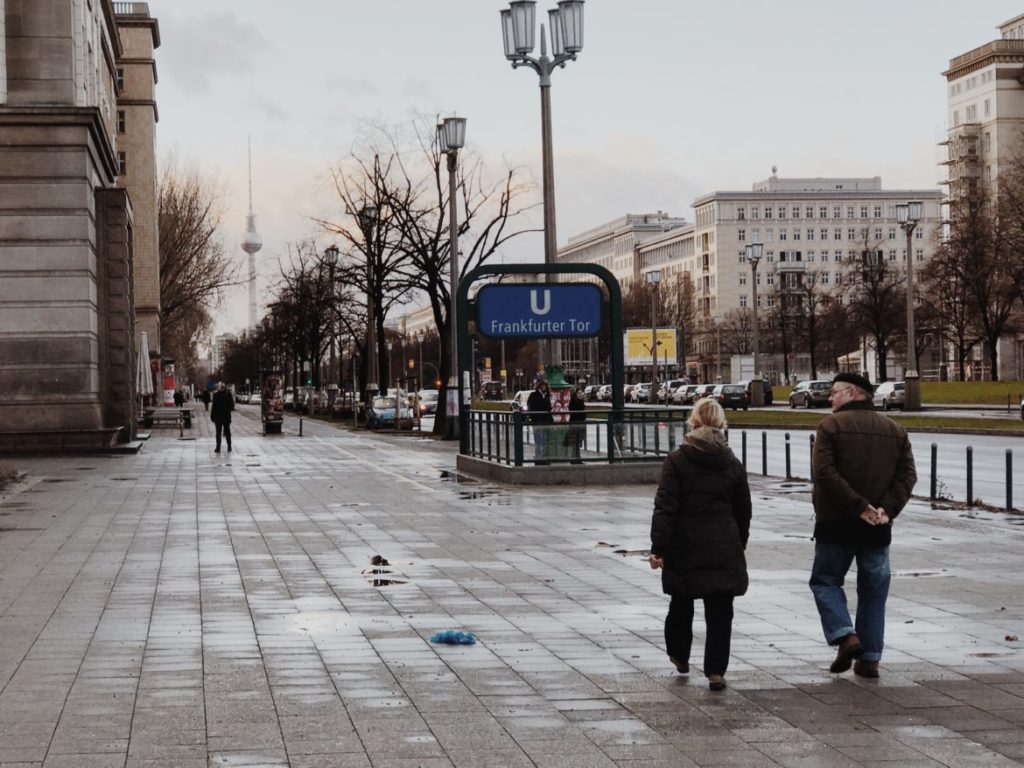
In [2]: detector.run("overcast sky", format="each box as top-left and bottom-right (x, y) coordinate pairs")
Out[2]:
(152, 1), (1023, 338)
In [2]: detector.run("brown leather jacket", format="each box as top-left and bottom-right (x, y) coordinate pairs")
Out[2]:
(811, 399), (916, 546)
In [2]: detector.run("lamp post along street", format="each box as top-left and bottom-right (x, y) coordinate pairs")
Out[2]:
(746, 242), (765, 406)
(896, 201), (923, 410)
(646, 270), (660, 404)
(438, 116), (466, 439)
(500, 0), (584, 366)
(359, 205), (379, 404)
(324, 245), (339, 391)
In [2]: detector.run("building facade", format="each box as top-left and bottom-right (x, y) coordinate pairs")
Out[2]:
(0, 0), (158, 450)
(114, 2), (160, 354)
(556, 176), (943, 385)
(943, 14), (1024, 380)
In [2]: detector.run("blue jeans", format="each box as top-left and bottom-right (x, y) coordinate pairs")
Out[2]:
(809, 541), (891, 662)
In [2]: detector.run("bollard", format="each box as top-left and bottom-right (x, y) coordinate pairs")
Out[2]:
(742, 431), (747, 469)
(784, 433), (792, 479)
(762, 431), (768, 476)
(930, 443), (937, 500)
(1007, 449), (1013, 512)
(178, 418), (184, 438)
(809, 434), (815, 482)
(966, 445), (974, 515)
(299, 417), (303, 437)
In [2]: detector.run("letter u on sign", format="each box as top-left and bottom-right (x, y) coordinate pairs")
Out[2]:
(530, 289), (551, 315)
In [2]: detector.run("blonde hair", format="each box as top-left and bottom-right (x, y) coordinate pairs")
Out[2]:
(689, 397), (726, 430)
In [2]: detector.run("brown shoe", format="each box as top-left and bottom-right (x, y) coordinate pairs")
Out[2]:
(669, 656), (689, 674)
(707, 674), (726, 691)
(829, 634), (861, 673)
(853, 660), (879, 678)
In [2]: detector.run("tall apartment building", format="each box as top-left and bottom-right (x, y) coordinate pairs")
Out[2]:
(942, 15), (1024, 380)
(211, 333), (237, 374)
(0, 0), (159, 450)
(114, 3), (160, 354)
(556, 176), (943, 383)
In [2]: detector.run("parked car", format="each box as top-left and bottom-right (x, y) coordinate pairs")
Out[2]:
(712, 383), (749, 411)
(690, 383), (716, 403)
(250, 392), (262, 404)
(597, 384), (613, 401)
(670, 384), (693, 405)
(873, 381), (905, 411)
(1020, 396), (1023, 421)
(632, 383), (653, 403)
(788, 379), (832, 408)
(511, 390), (533, 412)
(656, 379), (687, 404)
(415, 389), (439, 415)
(583, 384), (601, 401)
(738, 379), (773, 405)
(623, 384), (635, 401)
(365, 396), (414, 429)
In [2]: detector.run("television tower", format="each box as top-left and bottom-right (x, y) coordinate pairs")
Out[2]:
(240, 138), (263, 328)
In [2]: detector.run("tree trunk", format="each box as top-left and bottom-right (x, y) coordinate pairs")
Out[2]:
(987, 338), (1000, 381)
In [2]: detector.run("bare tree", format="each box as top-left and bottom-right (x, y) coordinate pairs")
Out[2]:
(841, 237), (905, 382)
(922, 229), (982, 381)
(317, 117), (537, 434)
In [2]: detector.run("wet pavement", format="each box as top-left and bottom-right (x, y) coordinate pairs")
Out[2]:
(0, 407), (1022, 768)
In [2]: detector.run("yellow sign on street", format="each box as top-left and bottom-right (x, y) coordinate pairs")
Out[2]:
(624, 328), (677, 367)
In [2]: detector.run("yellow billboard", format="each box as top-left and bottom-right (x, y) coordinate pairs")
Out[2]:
(624, 328), (677, 367)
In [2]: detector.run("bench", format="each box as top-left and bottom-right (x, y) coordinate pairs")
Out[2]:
(141, 407), (192, 429)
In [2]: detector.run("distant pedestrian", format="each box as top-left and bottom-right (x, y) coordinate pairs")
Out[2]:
(210, 382), (235, 453)
(809, 373), (916, 679)
(173, 390), (184, 407)
(565, 387), (586, 463)
(649, 398), (751, 691)
(200, 389), (211, 411)
(526, 379), (553, 463)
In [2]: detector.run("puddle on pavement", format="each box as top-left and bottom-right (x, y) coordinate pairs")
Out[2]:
(439, 470), (475, 483)
(893, 570), (948, 578)
(370, 554), (390, 566)
(0, 527), (44, 533)
(75, 467), (96, 471)
(612, 548), (651, 557)
(111, 477), (139, 482)
(370, 578), (408, 587)
(595, 542), (620, 549)
(971, 652), (1012, 658)
(1007, 519), (1024, 526)
(362, 568), (392, 575)
(41, 478), (74, 484)
(456, 489), (511, 504)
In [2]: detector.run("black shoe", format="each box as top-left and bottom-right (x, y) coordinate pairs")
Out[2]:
(853, 660), (879, 678)
(707, 674), (726, 691)
(830, 634), (861, 673)
(669, 657), (689, 674)
(227, 445), (232, 452)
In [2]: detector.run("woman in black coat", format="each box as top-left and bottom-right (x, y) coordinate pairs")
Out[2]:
(649, 397), (751, 690)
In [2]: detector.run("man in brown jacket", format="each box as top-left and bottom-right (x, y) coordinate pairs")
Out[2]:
(809, 373), (916, 678)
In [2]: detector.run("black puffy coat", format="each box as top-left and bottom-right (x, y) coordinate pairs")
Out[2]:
(650, 432), (752, 597)
(210, 389), (235, 425)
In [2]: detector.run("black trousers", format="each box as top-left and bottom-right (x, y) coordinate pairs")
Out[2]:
(215, 422), (231, 450)
(665, 594), (734, 676)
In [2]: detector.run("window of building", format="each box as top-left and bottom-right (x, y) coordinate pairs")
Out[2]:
(846, 205), (855, 218)
(966, 104), (977, 122)
(985, 131), (992, 152)
(737, 229), (746, 242)
(834, 250), (843, 261)
(739, 274), (747, 286)
(916, 248), (924, 261)
(833, 206), (842, 219)
(873, 205), (882, 217)
(848, 228), (857, 240)
(831, 228), (840, 241)
(764, 207), (773, 219)
(860, 205), (868, 218)
(778, 206), (787, 219)
(766, 229), (774, 242)
(117, 110), (125, 133)
(739, 295), (747, 308)
(751, 207), (760, 219)
(806, 206), (814, 219)
(888, 228), (896, 240)
(117, 151), (126, 176)
(819, 228), (827, 240)
(807, 229), (815, 241)
(874, 228), (882, 240)
(766, 251), (775, 263)
(984, 99), (991, 117)
(792, 206), (800, 219)
(766, 274), (774, 286)
(793, 230), (801, 241)
(116, 68), (124, 91)
(737, 206), (745, 220)
(779, 230), (787, 241)
(820, 206), (828, 218)
(807, 251), (815, 262)
(953, 109), (960, 127)
(835, 273), (842, 285)
(915, 227), (924, 240)
(888, 249), (897, 260)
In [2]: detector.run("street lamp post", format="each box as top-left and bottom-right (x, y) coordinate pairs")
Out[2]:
(646, 270), (661, 404)
(745, 242), (765, 406)
(438, 115), (467, 439)
(358, 205), (379, 405)
(324, 245), (339, 393)
(896, 201), (923, 411)
(500, 0), (585, 366)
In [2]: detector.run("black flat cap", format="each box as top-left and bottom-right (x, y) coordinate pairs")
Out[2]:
(832, 372), (874, 394)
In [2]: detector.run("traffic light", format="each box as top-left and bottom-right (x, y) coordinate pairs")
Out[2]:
(306, 376), (312, 385)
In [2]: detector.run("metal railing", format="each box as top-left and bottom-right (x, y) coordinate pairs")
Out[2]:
(112, 2), (149, 16)
(466, 408), (691, 466)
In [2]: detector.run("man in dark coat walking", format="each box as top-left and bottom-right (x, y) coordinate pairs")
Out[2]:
(650, 398), (751, 690)
(210, 382), (235, 453)
(810, 373), (916, 679)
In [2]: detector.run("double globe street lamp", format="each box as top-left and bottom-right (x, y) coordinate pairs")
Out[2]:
(745, 242), (765, 406)
(438, 115), (466, 438)
(358, 204), (379, 402)
(896, 200), (923, 411)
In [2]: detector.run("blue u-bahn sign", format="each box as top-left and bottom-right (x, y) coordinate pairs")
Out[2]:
(476, 283), (603, 338)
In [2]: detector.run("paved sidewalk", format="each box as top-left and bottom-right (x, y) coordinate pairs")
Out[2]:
(0, 407), (1022, 768)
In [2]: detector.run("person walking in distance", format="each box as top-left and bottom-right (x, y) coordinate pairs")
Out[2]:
(810, 373), (916, 679)
(210, 381), (235, 453)
(565, 386), (587, 463)
(649, 398), (751, 691)
(200, 389), (211, 412)
(526, 378), (553, 463)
